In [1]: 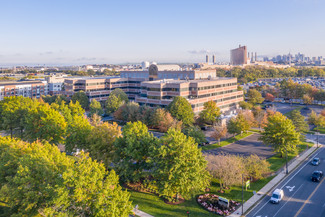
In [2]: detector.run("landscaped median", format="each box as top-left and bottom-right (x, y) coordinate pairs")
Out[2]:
(128, 140), (314, 217)
(201, 132), (253, 151)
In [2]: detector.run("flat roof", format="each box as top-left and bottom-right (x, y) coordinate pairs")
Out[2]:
(141, 77), (235, 84)
(0, 81), (46, 86)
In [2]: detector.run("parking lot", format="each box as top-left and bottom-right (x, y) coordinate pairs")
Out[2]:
(205, 133), (274, 159)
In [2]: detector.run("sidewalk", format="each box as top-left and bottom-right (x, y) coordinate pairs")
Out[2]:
(133, 209), (154, 217)
(230, 140), (320, 217)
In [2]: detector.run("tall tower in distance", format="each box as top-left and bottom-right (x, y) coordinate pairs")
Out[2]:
(230, 45), (248, 65)
(212, 55), (216, 64)
(206, 55), (209, 63)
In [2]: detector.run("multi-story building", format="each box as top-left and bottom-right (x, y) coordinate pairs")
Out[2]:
(46, 74), (68, 95)
(136, 78), (242, 113)
(0, 80), (48, 100)
(230, 45), (248, 65)
(64, 65), (243, 114)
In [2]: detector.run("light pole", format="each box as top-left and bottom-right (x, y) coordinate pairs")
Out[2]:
(241, 174), (244, 215)
(285, 145), (288, 174)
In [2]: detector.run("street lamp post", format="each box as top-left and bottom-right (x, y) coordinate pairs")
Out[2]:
(317, 129), (319, 148)
(285, 145), (288, 174)
(242, 174), (244, 215)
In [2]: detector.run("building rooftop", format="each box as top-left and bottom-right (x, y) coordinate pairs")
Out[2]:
(141, 77), (234, 84)
(0, 80), (46, 86)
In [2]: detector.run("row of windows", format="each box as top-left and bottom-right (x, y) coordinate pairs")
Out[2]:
(142, 83), (237, 92)
(197, 82), (237, 91)
(196, 89), (238, 99)
(191, 95), (243, 108)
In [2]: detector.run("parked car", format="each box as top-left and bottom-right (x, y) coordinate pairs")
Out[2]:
(270, 189), (284, 204)
(311, 171), (323, 182)
(311, 157), (320, 166)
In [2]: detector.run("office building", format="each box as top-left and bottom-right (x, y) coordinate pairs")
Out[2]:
(64, 64), (243, 114)
(230, 45), (248, 65)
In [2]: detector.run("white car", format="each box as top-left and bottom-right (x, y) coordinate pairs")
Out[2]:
(270, 189), (284, 204)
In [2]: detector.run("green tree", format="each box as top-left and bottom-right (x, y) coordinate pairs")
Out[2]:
(227, 113), (250, 136)
(114, 121), (158, 182)
(199, 100), (221, 125)
(243, 154), (271, 180)
(87, 122), (121, 168)
(260, 112), (300, 157)
(110, 88), (129, 103)
(302, 94), (313, 105)
(239, 101), (253, 110)
(182, 125), (207, 145)
(25, 102), (67, 144)
(51, 152), (132, 217)
(0, 137), (132, 217)
(168, 96), (194, 126)
(288, 110), (308, 133)
(71, 91), (89, 110)
(114, 102), (140, 122)
(65, 114), (93, 152)
(154, 128), (211, 201)
(0, 96), (33, 138)
(247, 89), (264, 105)
(105, 94), (124, 115)
(88, 99), (104, 117)
(212, 123), (228, 145)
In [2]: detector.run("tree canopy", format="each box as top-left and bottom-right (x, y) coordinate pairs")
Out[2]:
(247, 89), (264, 105)
(0, 137), (132, 217)
(153, 128), (211, 201)
(168, 96), (194, 126)
(88, 99), (104, 117)
(71, 91), (89, 110)
(260, 112), (300, 157)
(199, 100), (221, 125)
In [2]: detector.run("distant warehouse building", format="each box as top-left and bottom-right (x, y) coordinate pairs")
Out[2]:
(64, 64), (243, 114)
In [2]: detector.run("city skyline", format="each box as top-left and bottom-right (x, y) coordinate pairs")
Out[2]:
(1, 0), (325, 66)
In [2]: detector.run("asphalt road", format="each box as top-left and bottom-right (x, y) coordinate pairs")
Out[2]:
(246, 146), (325, 217)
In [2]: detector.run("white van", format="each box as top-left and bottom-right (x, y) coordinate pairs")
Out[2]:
(270, 189), (284, 204)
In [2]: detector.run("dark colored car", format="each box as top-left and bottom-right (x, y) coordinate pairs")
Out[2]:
(311, 171), (323, 182)
(311, 158), (320, 166)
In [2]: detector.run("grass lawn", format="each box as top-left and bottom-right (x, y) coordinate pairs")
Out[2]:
(311, 127), (325, 134)
(129, 176), (273, 217)
(129, 141), (314, 217)
(266, 141), (314, 172)
(249, 129), (262, 133)
(201, 132), (253, 151)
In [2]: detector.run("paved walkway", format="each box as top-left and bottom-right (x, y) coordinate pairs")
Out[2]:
(230, 140), (320, 217)
(132, 209), (154, 217)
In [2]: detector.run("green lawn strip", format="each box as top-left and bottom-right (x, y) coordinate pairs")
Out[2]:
(266, 141), (313, 172)
(249, 129), (262, 133)
(201, 132), (253, 151)
(129, 176), (274, 217)
(284, 106), (303, 117)
(311, 127), (325, 134)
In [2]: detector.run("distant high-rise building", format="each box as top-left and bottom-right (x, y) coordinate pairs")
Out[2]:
(212, 55), (216, 64)
(230, 45), (247, 65)
(206, 55), (209, 63)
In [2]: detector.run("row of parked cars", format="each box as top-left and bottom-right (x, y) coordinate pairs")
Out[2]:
(270, 157), (323, 204)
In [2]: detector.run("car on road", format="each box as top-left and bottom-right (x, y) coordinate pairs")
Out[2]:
(311, 171), (323, 182)
(311, 157), (320, 166)
(270, 189), (284, 204)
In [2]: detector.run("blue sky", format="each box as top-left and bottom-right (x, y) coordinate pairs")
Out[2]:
(1, 0), (325, 66)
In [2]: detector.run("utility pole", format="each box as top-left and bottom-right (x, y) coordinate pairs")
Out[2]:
(242, 174), (244, 216)
(285, 145), (288, 174)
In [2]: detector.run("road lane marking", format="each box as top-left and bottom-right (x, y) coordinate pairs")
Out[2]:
(250, 147), (324, 217)
(285, 186), (295, 192)
(273, 184), (303, 217)
(294, 177), (325, 217)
